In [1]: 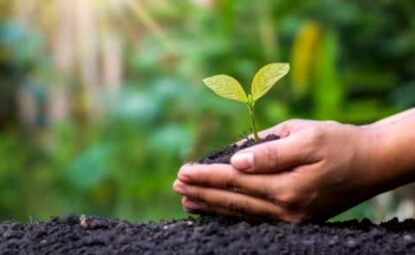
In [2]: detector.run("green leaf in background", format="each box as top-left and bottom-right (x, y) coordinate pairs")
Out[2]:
(202, 75), (248, 103)
(251, 63), (290, 102)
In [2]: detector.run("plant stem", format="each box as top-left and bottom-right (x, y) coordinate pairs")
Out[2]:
(248, 104), (259, 142)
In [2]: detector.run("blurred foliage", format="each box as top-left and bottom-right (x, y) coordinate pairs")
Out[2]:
(0, 0), (414, 222)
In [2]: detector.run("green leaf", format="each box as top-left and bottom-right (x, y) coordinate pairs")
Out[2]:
(251, 63), (290, 101)
(203, 75), (248, 103)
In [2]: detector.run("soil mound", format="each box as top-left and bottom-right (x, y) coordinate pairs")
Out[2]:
(1, 214), (415, 254)
(199, 134), (279, 164)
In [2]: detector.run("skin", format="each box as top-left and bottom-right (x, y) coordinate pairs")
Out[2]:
(173, 108), (415, 222)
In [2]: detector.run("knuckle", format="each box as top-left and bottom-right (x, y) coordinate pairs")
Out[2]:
(223, 177), (236, 190)
(305, 126), (325, 148)
(275, 190), (300, 206)
(224, 198), (238, 211)
(223, 170), (239, 190)
(262, 144), (278, 170)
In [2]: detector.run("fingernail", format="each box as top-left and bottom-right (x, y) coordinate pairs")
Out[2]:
(184, 200), (202, 210)
(178, 173), (191, 183)
(173, 180), (187, 195)
(178, 165), (193, 180)
(231, 152), (254, 171)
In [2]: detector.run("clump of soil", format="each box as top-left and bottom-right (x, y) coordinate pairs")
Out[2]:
(1, 214), (414, 254)
(199, 134), (279, 164)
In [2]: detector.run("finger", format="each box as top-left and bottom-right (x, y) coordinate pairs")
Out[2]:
(182, 196), (302, 222)
(230, 133), (319, 173)
(182, 197), (262, 220)
(177, 164), (276, 201)
(174, 181), (283, 219)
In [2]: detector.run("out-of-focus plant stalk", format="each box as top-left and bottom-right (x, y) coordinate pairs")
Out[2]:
(256, 0), (278, 61)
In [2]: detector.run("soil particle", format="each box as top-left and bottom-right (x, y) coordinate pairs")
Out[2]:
(79, 215), (88, 229)
(0, 214), (414, 254)
(198, 134), (279, 164)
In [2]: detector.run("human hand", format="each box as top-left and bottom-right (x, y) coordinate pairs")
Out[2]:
(173, 119), (385, 221)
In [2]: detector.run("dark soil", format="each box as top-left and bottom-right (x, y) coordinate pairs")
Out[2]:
(3, 136), (412, 254)
(198, 134), (279, 164)
(1, 214), (415, 254)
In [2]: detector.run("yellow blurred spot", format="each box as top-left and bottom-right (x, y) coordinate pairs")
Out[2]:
(291, 21), (321, 95)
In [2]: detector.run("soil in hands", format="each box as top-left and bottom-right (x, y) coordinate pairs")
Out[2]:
(1, 214), (415, 254)
(198, 134), (279, 164)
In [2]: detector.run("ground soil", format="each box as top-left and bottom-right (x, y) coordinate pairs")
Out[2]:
(198, 134), (279, 164)
(2, 136), (413, 254)
(0, 214), (414, 254)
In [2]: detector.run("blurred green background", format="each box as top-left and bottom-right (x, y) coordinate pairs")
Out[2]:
(0, 0), (415, 222)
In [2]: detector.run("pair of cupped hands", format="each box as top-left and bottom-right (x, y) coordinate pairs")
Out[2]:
(173, 119), (387, 222)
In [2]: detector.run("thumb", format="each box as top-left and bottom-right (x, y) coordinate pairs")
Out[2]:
(230, 134), (317, 173)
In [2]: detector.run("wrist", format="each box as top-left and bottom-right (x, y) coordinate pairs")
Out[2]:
(353, 126), (386, 194)
(360, 123), (415, 194)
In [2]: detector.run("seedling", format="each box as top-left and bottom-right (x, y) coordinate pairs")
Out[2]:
(203, 63), (290, 142)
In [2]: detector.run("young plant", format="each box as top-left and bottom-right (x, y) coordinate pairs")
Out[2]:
(203, 63), (290, 142)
